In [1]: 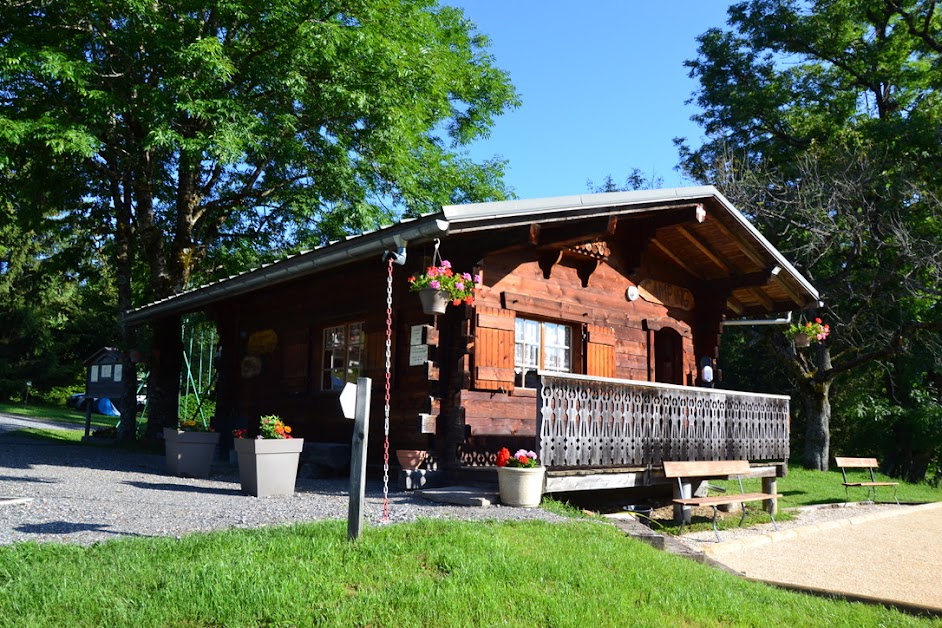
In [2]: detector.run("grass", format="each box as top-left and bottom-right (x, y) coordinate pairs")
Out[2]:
(6, 427), (85, 444)
(0, 519), (938, 627)
(0, 401), (114, 428)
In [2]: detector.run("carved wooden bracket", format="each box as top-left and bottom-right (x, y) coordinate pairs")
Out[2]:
(538, 239), (609, 286)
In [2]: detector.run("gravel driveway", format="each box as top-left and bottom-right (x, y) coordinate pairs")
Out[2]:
(0, 413), (566, 546)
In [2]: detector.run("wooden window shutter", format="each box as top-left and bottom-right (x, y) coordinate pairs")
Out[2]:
(586, 324), (616, 378)
(472, 306), (516, 391)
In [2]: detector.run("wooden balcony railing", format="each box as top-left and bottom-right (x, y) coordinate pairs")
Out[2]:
(537, 372), (790, 468)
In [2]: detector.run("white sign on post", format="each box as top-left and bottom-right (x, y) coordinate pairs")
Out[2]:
(339, 382), (357, 419)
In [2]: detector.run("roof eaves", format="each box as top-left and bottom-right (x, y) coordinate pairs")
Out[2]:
(123, 213), (449, 325)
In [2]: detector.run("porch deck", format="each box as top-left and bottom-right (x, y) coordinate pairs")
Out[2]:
(536, 372), (790, 492)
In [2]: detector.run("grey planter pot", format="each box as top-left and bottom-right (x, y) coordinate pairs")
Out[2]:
(234, 437), (304, 497)
(164, 428), (220, 479)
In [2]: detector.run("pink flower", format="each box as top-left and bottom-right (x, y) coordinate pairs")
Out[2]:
(461, 272), (472, 281)
(455, 281), (465, 291)
(473, 274), (481, 283)
(430, 280), (440, 289)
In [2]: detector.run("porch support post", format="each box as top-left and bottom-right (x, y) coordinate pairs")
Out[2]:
(673, 480), (692, 524)
(762, 476), (778, 515)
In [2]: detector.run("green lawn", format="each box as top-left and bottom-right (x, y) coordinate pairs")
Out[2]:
(0, 401), (114, 428)
(0, 519), (937, 627)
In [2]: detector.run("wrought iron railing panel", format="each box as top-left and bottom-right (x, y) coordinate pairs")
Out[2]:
(538, 372), (789, 468)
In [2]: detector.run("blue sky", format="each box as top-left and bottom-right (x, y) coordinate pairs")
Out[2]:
(446, 2), (733, 199)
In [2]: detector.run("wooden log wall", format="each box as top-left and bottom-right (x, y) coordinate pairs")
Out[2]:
(461, 248), (701, 448)
(211, 257), (438, 457)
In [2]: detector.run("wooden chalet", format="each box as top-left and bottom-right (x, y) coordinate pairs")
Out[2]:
(125, 187), (819, 491)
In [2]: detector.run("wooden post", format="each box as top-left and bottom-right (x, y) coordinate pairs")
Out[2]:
(762, 476), (778, 515)
(673, 480), (691, 524)
(346, 378), (372, 541)
(84, 401), (93, 437)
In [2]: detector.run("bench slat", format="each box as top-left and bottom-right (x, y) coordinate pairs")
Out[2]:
(663, 460), (751, 478)
(673, 492), (782, 507)
(835, 457), (879, 468)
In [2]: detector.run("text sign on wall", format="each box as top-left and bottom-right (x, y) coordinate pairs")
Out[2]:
(409, 345), (429, 366)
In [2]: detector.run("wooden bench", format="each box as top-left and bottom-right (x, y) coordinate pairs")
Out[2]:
(835, 457), (899, 506)
(663, 460), (783, 541)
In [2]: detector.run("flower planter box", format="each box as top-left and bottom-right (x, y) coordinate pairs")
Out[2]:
(163, 428), (220, 479)
(793, 332), (811, 347)
(234, 438), (304, 497)
(395, 449), (427, 470)
(497, 466), (546, 508)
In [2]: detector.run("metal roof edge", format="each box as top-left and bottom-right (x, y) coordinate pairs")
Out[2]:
(442, 186), (817, 305)
(441, 186), (720, 223)
(707, 189), (820, 303)
(124, 215), (449, 324)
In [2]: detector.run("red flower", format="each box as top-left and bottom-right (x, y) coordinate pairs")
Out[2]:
(496, 447), (511, 467)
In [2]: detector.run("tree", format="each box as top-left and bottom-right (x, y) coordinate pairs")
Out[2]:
(1, 1), (519, 437)
(678, 0), (942, 472)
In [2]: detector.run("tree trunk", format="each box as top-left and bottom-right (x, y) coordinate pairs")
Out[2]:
(802, 378), (832, 470)
(113, 170), (138, 442)
(145, 315), (183, 438)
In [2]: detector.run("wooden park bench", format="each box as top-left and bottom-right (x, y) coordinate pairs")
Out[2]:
(834, 457), (899, 506)
(663, 460), (783, 542)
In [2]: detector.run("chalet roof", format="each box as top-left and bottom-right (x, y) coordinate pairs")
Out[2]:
(124, 186), (818, 324)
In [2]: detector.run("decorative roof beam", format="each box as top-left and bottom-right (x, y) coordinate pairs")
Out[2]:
(726, 295), (745, 315)
(529, 215), (616, 248)
(772, 273), (807, 308)
(706, 215), (767, 269)
(651, 238), (702, 279)
(676, 225), (734, 273)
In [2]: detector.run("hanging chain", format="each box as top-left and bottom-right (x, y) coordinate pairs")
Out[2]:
(381, 256), (393, 522)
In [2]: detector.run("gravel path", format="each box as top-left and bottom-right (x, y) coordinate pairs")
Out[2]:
(676, 501), (906, 546)
(686, 502), (942, 611)
(0, 414), (566, 546)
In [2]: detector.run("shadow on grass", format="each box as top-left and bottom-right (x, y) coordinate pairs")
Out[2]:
(15, 520), (150, 540)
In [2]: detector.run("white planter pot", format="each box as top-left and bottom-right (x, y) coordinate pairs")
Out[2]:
(234, 438), (304, 497)
(418, 288), (450, 315)
(163, 428), (220, 479)
(497, 465), (546, 508)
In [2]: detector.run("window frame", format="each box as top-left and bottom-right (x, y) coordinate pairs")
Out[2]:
(513, 317), (574, 388)
(321, 321), (365, 391)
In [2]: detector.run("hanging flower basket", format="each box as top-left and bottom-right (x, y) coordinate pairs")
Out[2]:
(785, 318), (830, 347)
(418, 288), (450, 316)
(408, 253), (480, 315)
